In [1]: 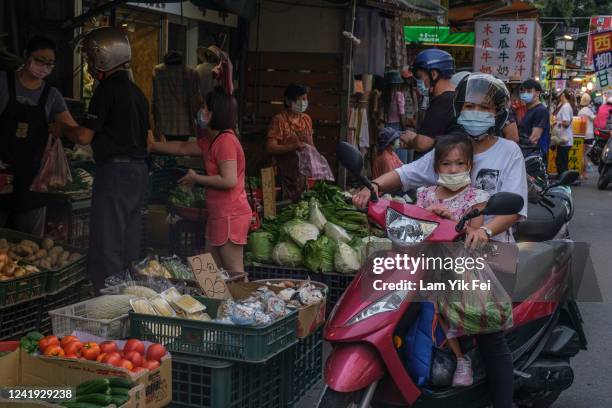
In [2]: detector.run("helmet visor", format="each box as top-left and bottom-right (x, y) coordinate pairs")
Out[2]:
(459, 73), (510, 111)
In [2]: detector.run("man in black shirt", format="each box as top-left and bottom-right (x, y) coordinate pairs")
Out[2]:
(60, 27), (149, 292)
(519, 79), (550, 160)
(399, 49), (456, 154)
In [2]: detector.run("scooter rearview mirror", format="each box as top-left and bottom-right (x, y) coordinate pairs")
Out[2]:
(337, 141), (364, 178)
(483, 192), (524, 216)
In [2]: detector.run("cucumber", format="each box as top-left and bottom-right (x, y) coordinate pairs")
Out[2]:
(75, 378), (110, 396)
(109, 394), (130, 406)
(108, 377), (133, 388)
(75, 393), (112, 405)
(61, 402), (105, 408)
(110, 387), (130, 396)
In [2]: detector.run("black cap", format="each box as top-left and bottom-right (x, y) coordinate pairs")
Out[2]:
(520, 79), (542, 92)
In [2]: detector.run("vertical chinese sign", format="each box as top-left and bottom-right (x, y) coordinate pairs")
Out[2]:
(474, 20), (537, 81)
(586, 16), (612, 66)
(591, 30), (612, 95)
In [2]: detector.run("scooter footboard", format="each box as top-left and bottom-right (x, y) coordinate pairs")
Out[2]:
(324, 342), (385, 393)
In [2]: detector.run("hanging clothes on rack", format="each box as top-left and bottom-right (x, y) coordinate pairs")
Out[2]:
(386, 14), (407, 69)
(353, 7), (388, 77)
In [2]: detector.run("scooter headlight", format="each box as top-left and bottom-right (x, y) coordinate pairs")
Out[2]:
(346, 290), (409, 325)
(386, 208), (438, 245)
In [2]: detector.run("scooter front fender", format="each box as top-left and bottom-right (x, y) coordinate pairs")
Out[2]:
(324, 342), (384, 393)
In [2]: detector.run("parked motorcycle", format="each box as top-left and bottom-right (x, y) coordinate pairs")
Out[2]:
(318, 142), (587, 408)
(587, 128), (609, 166)
(596, 134), (612, 190)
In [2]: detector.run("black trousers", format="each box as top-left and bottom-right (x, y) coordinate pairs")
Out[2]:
(476, 331), (513, 408)
(87, 161), (148, 293)
(555, 145), (571, 176)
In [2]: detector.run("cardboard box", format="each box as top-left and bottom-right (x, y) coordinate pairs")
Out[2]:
(0, 345), (144, 408)
(229, 281), (326, 338)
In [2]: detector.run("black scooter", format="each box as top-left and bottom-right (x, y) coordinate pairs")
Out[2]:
(596, 134), (612, 190)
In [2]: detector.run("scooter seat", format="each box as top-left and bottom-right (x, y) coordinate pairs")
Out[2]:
(513, 242), (557, 301)
(515, 199), (567, 242)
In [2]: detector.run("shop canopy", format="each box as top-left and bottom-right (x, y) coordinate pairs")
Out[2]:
(404, 26), (475, 46)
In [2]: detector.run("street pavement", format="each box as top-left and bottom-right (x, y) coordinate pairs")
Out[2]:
(296, 171), (612, 408)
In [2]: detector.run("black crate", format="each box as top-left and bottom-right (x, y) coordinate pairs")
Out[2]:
(245, 264), (312, 282)
(39, 278), (93, 335)
(0, 296), (44, 341)
(169, 220), (206, 259)
(321, 272), (355, 316)
(285, 328), (323, 406)
(66, 198), (91, 249)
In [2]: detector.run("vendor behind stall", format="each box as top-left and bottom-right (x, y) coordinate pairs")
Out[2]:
(149, 87), (250, 273)
(266, 84), (333, 202)
(0, 35), (79, 236)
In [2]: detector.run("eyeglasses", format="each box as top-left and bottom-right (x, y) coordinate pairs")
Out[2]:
(31, 56), (56, 69)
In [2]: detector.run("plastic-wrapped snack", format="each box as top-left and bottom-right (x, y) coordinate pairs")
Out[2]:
(296, 284), (324, 305)
(230, 303), (257, 325)
(254, 311), (273, 326)
(161, 287), (182, 303)
(130, 298), (157, 315)
(266, 296), (287, 318)
(243, 300), (265, 313)
(173, 294), (206, 314)
(278, 288), (296, 302)
(150, 295), (176, 317)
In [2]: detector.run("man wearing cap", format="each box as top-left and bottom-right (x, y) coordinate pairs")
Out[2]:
(372, 127), (403, 179)
(399, 49), (457, 156)
(519, 79), (550, 160)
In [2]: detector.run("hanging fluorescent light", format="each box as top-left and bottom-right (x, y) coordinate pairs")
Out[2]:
(587, 82), (594, 90)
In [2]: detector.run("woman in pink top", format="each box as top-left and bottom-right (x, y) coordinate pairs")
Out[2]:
(148, 87), (251, 272)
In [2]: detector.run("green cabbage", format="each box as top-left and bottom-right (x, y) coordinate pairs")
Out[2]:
(272, 241), (304, 267)
(304, 236), (335, 273)
(282, 220), (319, 247)
(247, 231), (275, 263)
(309, 199), (327, 231)
(324, 222), (352, 243)
(334, 242), (361, 274)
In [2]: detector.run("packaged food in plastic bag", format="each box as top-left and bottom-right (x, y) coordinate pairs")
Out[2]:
(30, 134), (72, 192)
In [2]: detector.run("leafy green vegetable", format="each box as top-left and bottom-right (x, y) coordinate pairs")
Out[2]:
(247, 231), (275, 263)
(281, 220), (319, 247)
(272, 241), (304, 267)
(169, 186), (205, 208)
(324, 222), (352, 243)
(304, 236), (335, 273)
(308, 198), (327, 230)
(334, 242), (361, 274)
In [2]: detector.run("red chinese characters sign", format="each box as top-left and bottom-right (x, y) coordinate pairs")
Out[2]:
(474, 20), (537, 81)
(591, 30), (612, 92)
(586, 16), (612, 65)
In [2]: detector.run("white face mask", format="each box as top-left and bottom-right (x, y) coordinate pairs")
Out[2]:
(437, 171), (471, 191)
(291, 100), (308, 113)
(27, 60), (52, 79)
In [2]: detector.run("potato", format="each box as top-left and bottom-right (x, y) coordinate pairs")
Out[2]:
(68, 253), (81, 262)
(0, 275), (10, 281)
(21, 240), (40, 252)
(14, 268), (26, 278)
(41, 238), (54, 250)
(16, 244), (34, 257)
(39, 259), (52, 269)
(49, 246), (64, 257)
(24, 255), (37, 262)
(59, 251), (70, 262)
(8, 251), (19, 261)
(34, 249), (47, 260)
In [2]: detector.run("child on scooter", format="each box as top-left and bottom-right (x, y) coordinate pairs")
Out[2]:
(415, 133), (489, 387)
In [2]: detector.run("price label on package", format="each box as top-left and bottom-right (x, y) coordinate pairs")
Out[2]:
(188, 253), (232, 300)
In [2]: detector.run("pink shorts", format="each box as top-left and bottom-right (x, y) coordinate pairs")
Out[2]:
(206, 213), (251, 247)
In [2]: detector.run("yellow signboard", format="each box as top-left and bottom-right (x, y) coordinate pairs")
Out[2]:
(547, 136), (584, 175)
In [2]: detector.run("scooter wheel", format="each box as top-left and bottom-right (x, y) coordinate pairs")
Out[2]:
(317, 388), (362, 408)
(517, 390), (561, 408)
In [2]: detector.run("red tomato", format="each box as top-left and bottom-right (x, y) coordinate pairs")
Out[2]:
(63, 341), (83, 356)
(99, 341), (118, 354)
(142, 359), (160, 370)
(81, 342), (101, 361)
(123, 339), (145, 355)
(39, 336), (60, 352)
(43, 345), (65, 357)
(119, 359), (134, 371)
(145, 344), (166, 362)
(96, 353), (107, 363)
(105, 355), (122, 367)
(102, 352), (121, 362)
(124, 351), (143, 367)
(60, 336), (80, 348)
(131, 366), (147, 374)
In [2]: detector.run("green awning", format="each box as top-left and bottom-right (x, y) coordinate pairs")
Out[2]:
(404, 26), (475, 47)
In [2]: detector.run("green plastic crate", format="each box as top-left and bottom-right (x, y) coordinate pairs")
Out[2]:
(0, 228), (86, 293)
(285, 327), (324, 406)
(170, 352), (285, 408)
(0, 269), (47, 307)
(130, 296), (298, 363)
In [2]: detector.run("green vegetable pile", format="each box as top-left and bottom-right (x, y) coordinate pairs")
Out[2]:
(161, 255), (194, 280)
(169, 186), (205, 208)
(246, 182), (371, 274)
(19, 330), (44, 354)
(60, 377), (135, 407)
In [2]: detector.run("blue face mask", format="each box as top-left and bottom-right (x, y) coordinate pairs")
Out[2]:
(520, 92), (534, 103)
(416, 79), (429, 96)
(457, 110), (496, 138)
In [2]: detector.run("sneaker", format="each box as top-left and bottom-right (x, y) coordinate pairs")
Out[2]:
(452, 357), (474, 387)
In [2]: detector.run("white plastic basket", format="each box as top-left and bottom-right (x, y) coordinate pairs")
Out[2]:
(48, 298), (129, 338)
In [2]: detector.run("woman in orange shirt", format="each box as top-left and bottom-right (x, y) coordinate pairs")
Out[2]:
(372, 127), (403, 179)
(148, 87), (250, 272)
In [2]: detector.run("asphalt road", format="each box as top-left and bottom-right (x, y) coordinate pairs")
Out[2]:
(296, 171), (612, 408)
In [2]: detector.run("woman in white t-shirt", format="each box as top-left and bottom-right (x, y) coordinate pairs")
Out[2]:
(353, 73), (525, 408)
(578, 93), (595, 180)
(553, 89), (575, 175)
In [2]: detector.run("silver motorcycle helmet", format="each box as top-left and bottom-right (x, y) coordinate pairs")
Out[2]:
(77, 27), (131, 79)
